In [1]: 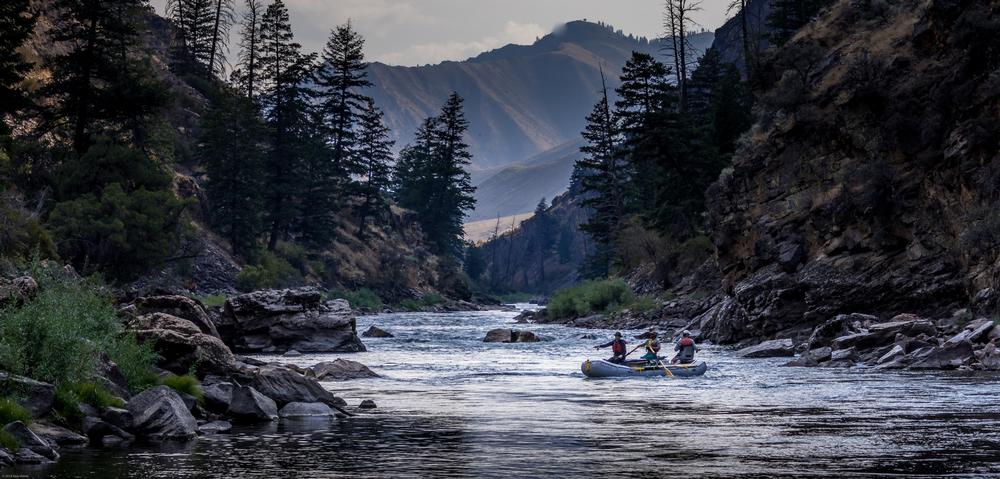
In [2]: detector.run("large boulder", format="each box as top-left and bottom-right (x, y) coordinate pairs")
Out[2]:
(736, 339), (796, 358)
(483, 329), (542, 343)
(131, 295), (221, 338)
(228, 385), (277, 421)
(311, 359), (380, 381)
(220, 288), (366, 354)
(0, 372), (55, 417)
(125, 386), (198, 441)
(28, 421), (88, 447)
(237, 365), (345, 407)
(278, 402), (334, 418)
(3, 421), (58, 460)
(202, 382), (234, 413)
(908, 341), (975, 370)
(129, 313), (237, 375)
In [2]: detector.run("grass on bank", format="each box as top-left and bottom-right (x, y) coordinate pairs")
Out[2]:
(0, 429), (19, 451)
(396, 293), (446, 311)
(327, 288), (383, 311)
(52, 381), (124, 424)
(160, 374), (203, 401)
(0, 259), (158, 400)
(546, 279), (660, 320)
(0, 398), (31, 425)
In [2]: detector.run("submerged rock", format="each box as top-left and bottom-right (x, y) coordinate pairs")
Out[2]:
(278, 402), (334, 418)
(126, 386), (198, 441)
(220, 288), (366, 354)
(311, 359), (379, 381)
(362, 325), (394, 338)
(736, 339), (795, 358)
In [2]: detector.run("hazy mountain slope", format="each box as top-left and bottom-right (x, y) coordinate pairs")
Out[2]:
(368, 21), (713, 170)
(468, 140), (582, 222)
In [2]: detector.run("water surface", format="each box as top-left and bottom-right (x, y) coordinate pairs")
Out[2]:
(18, 307), (1000, 478)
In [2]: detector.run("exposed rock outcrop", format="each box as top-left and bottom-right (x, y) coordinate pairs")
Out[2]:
(218, 288), (365, 354)
(131, 295), (221, 338)
(128, 312), (236, 375)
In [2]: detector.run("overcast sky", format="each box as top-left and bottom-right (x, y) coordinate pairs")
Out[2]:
(149, 0), (732, 66)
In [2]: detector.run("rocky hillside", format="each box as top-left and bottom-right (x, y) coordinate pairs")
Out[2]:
(369, 21), (713, 171)
(701, 0), (1000, 343)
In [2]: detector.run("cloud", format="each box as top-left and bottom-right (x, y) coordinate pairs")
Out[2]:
(373, 20), (546, 66)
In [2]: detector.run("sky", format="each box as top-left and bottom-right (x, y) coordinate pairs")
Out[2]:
(149, 0), (733, 66)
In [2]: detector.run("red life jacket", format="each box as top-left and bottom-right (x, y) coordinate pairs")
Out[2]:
(680, 337), (695, 347)
(612, 339), (625, 355)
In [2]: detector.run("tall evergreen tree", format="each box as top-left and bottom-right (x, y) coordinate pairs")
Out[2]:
(355, 97), (395, 235)
(0, 0), (35, 138)
(395, 93), (476, 257)
(258, 0), (314, 249)
(314, 21), (372, 187)
(572, 72), (625, 277)
(233, 0), (263, 101)
(199, 92), (266, 256)
(207, 0), (235, 78)
(167, 0), (215, 74)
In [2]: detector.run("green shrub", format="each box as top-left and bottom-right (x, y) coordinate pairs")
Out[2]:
(396, 293), (447, 311)
(0, 398), (31, 424)
(0, 262), (157, 389)
(159, 374), (202, 401)
(235, 251), (302, 292)
(328, 288), (383, 310)
(547, 279), (634, 320)
(52, 386), (83, 423)
(105, 333), (160, 393)
(0, 430), (19, 451)
(196, 294), (227, 309)
(63, 382), (124, 409)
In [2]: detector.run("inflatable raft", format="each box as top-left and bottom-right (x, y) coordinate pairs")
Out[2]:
(581, 359), (707, 378)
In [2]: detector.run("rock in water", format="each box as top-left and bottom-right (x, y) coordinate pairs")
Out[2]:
(3, 422), (58, 460)
(198, 421), (232, 434)
(202, 383), (234, 413)
(283, 349), (303, 357)
(358, 400), (377, 409)
(28, 422), (88, 447)
(311, 359), (380, 381)
(278, 402), (334, 418)
(220, 287), (366, 354)
(362, 325), (394, 338)
(238, 365), (345, 407)
(228, 386), (278, 421)
(483, 329), (542, 343)
(736, 339), (796, 358)
(128, 313), (237, 375)
(126, 386), (198, 441)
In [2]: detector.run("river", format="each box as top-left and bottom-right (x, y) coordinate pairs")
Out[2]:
(16, 307), (1000, 478)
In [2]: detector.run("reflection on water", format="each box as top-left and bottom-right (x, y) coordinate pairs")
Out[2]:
(17, 306), (1000, 478)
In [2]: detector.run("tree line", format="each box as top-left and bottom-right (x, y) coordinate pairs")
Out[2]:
(0, 0), (476, 281)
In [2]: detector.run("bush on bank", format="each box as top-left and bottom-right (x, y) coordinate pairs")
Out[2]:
(546, 279), (635, 320)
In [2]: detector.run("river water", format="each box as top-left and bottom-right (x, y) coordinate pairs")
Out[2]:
(16, 307), (1000, 478)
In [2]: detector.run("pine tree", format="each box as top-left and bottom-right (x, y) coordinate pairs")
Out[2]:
(233, 0), (263, 101)
(572, 72), (625, 277)
(258, 0), (315, 249)
(463, 242), (485, 281)
(295, 105), (337, 247)
(396, 93), (476, 257)
(0, 0), (35, 137)
(527, 198), (556, 283)
(314, 21), (372, 187)
(167, 0), (215, 74)
(199, 91), (266, 256)
(207, 0), (235, 78)
(355, 97), (395, 235)
(46, 0), (167, 153)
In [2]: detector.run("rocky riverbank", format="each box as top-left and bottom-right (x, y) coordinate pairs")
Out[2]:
(0, 284), (380, 469)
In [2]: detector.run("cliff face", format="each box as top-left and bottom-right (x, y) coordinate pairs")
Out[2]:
(703, 0), (1000, 343)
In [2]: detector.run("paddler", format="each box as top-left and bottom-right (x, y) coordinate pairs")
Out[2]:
(639, 331), (661, 362)
(672, 330), (697, 364)
(594, 332), (627, 364)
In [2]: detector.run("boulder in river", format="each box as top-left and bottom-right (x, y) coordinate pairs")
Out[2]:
(3, 421), (58, 460)
(228, 385), (278, 421)
(278, 402), (334, 418)
(198, 420), (232, 434)
(358, 400), (377, 409)
(202, 382), (234, 413)
(311, 359), (380, 381)
(128, 312), (237, 375)
(219, 287), (366, 354)
(483, 329), (542, 343)
(283, 349), (303, 357)
(237, 364), (346, 407)
(362, 325), (394, 338)
(126, 386), (198, 441)
(736, 339), (796, 358)
(28, 421), (88, 447)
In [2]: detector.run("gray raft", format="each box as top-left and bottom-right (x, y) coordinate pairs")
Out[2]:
(581, 359), (707, 378)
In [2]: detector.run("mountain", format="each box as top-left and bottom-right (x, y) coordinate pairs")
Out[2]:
(468, 140), (581, 222)
(368, 21), (714, 171)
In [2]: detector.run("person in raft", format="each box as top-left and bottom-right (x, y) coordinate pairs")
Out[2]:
(640, 331), (661, 362)
(672, 330), (697, 364)
(594, 332), (627, 364)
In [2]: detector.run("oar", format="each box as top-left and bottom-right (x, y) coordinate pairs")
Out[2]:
(624, 344), (642, 359)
